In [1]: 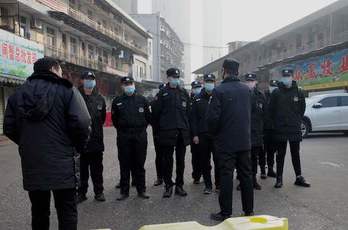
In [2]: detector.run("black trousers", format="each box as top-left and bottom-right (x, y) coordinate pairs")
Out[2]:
(78, 152), (104, 195)
(154, 136), (164, 180)
(199, 134), (219, 189)
(218, 151), (253, 216)
(264, 132), (276, 170)
(276, 141), (302, 178)
(117, 130), (147, 195)
(251, 146), (266, 176)
(191, 142), (201, 181)
(161, 132), (186, 187)
(28, 189), (77, 230)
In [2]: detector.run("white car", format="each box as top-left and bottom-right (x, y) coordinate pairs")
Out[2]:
(302, 93), (348, 137)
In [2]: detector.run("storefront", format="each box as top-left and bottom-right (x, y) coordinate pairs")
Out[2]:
(0, 29), (44, 134)
(269, 43), (348, 94)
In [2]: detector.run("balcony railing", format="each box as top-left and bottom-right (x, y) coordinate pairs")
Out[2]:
(66, 7), (148, 56)
(44, 45), (129, 77)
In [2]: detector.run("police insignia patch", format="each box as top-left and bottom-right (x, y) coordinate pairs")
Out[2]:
(294, 97), (299, 102)
(163, 93), (169, 97)
(117, 103), (122, 106)
(139, 107), (144, 113)
(182, 101), (187, 107)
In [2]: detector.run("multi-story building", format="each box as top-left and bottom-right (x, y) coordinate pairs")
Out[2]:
(131, 14), (184, 82)
(0, 0), (152, 132)
(194, 0), (348, 93)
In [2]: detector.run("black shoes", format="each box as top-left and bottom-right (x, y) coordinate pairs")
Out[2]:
(117, 194), (129, 201)
(175, 186), (188, 197)
(193, 179), (200, 185)
(294, 176), (311, 187)
(210, 212), (231, 221)
(77, 194), (87, 204)
(260, 173), (267, 179)
(267, 169), (277, 178)
(138, 192), (150, 199)
(115, 182), (121, 189)
(163, 186), (174, 198)
(274, 178), (283, 188)
(242, 212), (255, 217)
(94, 193), (106, 202)
(203, 187), (212, 195)
(154, 179), (163, 186)
(131, 181), (136, 187)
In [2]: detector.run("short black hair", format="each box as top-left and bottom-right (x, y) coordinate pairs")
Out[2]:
(33, 57), (60, 73)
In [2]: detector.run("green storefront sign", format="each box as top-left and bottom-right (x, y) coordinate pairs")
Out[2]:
(0, 29), (44, 79)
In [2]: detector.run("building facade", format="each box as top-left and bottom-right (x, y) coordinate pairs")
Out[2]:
(0, 0), (152, 132)
(194, 0), (348, 93)
(131, 14), (184, 82)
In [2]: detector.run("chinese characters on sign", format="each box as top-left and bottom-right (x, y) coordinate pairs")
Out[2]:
(271, 48), (348, 90)
(0, 29), (44, 78)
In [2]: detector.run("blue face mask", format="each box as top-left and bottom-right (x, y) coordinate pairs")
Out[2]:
(83, 80), (96, 90)
(124, 85), (135, 95)
(169, 78), (180, 88)
(192, 87), (202, 96)
(280, 77), (293, 88)
(204, 82), (215, 92)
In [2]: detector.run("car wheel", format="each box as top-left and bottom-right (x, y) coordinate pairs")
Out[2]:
(301, 120), (310, 138)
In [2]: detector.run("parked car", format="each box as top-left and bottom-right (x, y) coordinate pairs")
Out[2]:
(302, 93), (348, 137)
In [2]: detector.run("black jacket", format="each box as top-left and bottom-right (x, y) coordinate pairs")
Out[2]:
(269, 81), (306, 142)
(151, 85), (191, 146)
(190, 89), (211, 137)
(263, 90), (273, 131)
(4, 72), (91, 191)
(207, 76), (251, 154)
(111, 93), (151, 132)
(79, 88), (106, 153)
(250, 88), (266, 147)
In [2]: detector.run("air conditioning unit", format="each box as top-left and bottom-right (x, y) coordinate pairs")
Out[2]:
(31, 18), (42, 30)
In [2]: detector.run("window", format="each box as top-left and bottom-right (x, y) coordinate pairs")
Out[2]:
(88, 44), (94, 60)
(70, 37), (77, 55)
(19, 16), (28, 38)
(339, 96), (348, 106)
(46, 27), (56, 47)
(319, 97), (338, 108)
(103, 50), (108, 64)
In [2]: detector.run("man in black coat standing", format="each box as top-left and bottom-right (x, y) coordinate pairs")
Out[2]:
(263, 80), (278, 178)
(152, 68), (191, 198)
(191, 74), (219, 194)
(269, 69), (311, 188)
(244, 73), (266, 189)
(208, 59), (254, 221)
(4, 57), (91, 230)
(77, 71), (106, 203)
(112, 76), (151, 201)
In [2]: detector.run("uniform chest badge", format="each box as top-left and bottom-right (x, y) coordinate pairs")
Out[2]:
(163, 93), (169, 97)
(294, 97), (299, 102)
(258, 103), (263, 109)
(139, 107), (144, 113)
(97, 104), (103, 110)
(182, 101), (187, 108)
(117, 102), (123, 106)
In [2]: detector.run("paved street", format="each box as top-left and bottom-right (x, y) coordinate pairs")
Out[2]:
(0, 128), (348, 230)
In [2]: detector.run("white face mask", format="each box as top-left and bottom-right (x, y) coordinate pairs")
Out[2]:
(245, 81), (257, 89)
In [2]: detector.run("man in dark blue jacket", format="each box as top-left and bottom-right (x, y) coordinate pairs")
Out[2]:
(207, 59), (254, 221)
(151, 68), (191, 198)
(269, 69), (310, 189)
(4, 57), (91, 230)
(77, 71), (106, 203)
(191, 74), (219, 194)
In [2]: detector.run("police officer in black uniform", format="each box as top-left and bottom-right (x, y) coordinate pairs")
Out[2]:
(152, 68), (191, 198)
(269, 69), (310, 188)
(191, 74), (220, 194)
(112, 77), (151, 200)
(208, 59), (254, 221)
(78, 71), (106, 203)
(263, 80), (278, 178)
(152, 83), (166, 186)
(244, 73), (266, 189)
(190, 80), (203, 184)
